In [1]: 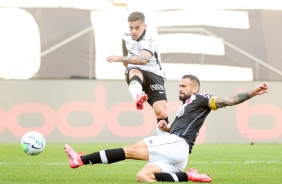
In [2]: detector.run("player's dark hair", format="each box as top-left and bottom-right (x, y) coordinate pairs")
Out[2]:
(128, 12), (145, 22)
(182, 74), (200, 86)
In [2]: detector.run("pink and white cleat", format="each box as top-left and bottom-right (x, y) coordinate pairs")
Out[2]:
(135, 94), (148, 110)
(64, 144), (84, 169)
(186, 168), (212, 182)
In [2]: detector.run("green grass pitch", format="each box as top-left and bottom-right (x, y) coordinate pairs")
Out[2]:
(0, 143), (281, 183)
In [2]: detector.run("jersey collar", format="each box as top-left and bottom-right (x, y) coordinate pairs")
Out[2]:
(185, 95), (196, 104)
(136, 29), (146, 42)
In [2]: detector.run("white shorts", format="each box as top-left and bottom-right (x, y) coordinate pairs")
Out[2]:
(144, 134), (189, 173)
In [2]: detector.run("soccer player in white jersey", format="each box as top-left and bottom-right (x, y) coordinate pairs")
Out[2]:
(107, 12), (169, 133)
(64, 74), (269, 182)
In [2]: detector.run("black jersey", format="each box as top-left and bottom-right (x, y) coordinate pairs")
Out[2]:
(170, 94), (217, 153)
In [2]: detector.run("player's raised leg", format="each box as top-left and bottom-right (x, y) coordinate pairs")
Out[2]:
(127, 68), (148, 110)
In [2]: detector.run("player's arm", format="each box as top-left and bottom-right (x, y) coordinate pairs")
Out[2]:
(209, 82), (269, 110)
(122, 39), (128, 67)
(121, 50), (152, 65)
(107, 50), (152, 65)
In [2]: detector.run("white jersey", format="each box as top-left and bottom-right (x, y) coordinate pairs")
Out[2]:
(122, 28), (165, 78)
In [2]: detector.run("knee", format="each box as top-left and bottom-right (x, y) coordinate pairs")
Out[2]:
(129, 69), (143, 78)
(136, 170), (150, 182)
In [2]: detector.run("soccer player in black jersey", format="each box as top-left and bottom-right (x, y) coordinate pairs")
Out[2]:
(65, 74), (268, 182)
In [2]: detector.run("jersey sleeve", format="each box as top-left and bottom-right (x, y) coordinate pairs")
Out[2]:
(209, 96), (218, 111)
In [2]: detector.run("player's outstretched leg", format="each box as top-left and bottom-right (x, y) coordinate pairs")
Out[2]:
(186, 168), (212, 182)
(135, 94), (148, 110)
(64, 144), (84, 169)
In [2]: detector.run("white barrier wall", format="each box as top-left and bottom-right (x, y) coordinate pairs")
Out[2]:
(1, 8), (278, 80)
(91, 10), (254, 81)
(0, 80), (281, 143)
(0, 8), (40, 79)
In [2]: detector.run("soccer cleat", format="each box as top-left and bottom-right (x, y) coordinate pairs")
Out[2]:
(64, 144), (84, 169)
(135, 94), (148, 110)
(186, 168), (212, 182)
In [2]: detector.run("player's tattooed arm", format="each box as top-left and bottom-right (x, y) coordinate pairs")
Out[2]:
(215, 92), (252, 108)
(107, 50), (151, 65)
(214, 82), (268, 109)
(120, 50), (152, 65)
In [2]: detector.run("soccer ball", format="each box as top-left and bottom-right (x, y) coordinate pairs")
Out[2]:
(21, 131), (46, 156)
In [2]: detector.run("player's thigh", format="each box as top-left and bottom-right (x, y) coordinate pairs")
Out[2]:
(123, 140), (149, 160)
(142, 71), (167, 105)
(143, 71), (165, 93)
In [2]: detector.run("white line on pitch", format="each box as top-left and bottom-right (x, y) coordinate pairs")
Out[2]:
(0, 160), (280, 165)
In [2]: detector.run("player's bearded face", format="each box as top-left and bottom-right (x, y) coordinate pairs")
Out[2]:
(179, 78), (195, 102)
(179, 93), (190, 102)
(128, 21), (146, 40)
(179, 89), (195, 102)
(179, 88), (192, 102)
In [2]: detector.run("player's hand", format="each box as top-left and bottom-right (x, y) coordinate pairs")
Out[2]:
(107, 55), (121, 63)
(158, 120), (170, 132)
(250, 82), (269, 96)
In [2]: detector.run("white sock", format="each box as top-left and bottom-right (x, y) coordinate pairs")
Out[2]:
(128, 80), (142, 101)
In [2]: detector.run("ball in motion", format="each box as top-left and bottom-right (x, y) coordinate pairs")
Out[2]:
(21, 131), (46, 156)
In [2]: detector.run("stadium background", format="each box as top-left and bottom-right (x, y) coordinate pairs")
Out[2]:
(0, 0), (281, 143)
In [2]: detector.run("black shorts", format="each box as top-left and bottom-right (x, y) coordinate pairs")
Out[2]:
(125, 66), (167, 106)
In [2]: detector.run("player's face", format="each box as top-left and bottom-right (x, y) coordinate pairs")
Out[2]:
(179, 78), (199, 102)
(128, 20), (147, 40)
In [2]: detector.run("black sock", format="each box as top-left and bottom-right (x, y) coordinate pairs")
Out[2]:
(154, 172), (188, 182)
(81, 148), (126, 165)
(157, 117), (169, 124)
